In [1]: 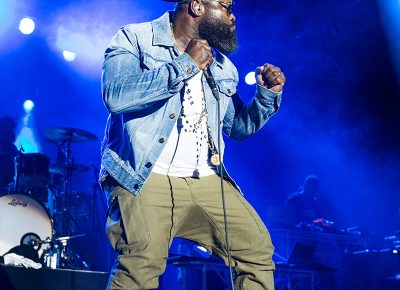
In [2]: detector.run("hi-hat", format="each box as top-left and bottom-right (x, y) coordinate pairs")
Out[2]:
(45, 127), (97, 143)
(50, 164), (90, 175)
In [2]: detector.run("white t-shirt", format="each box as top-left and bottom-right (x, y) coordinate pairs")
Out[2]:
(153, 71), (216, 177)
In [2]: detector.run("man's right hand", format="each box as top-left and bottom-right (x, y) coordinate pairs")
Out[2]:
(185, 39), (213, 71)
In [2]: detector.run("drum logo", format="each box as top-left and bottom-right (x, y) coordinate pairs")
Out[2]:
(8, 199), (28, 207)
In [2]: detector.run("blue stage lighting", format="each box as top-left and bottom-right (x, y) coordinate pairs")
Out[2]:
(245, 71), (257, 85)
(0, 0), (16, 37)
(23, 100), (35, 112)
(63, 50), (77, 62)
(16, 102), (41, 153)
(19, 17), (35, 35)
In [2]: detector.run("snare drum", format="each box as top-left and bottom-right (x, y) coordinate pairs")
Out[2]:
(0, 194), (53, 258)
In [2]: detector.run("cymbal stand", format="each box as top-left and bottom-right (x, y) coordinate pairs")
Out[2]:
(12, 145), (25, 193)
(52, 140), (88, 269)
(58, 140), (81, 237)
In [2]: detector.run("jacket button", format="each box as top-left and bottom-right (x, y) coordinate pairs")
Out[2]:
(227, 89), (231, 94)
(186, 67), (193, 74)
(145, 162), (152, 168)
(159, 138), (165, 143)
(169, 113), (176, 119)
(133, 184), (139, 190)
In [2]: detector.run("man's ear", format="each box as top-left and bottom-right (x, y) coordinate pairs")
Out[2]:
(190, 0), (205, 17)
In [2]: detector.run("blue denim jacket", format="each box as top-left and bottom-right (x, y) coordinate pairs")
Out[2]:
(100, 12), (282, 195)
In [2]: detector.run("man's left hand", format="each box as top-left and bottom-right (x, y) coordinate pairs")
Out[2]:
(256, 63), (286, 93)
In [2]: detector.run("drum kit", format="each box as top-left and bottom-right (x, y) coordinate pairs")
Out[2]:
(0, 127), (99, 269)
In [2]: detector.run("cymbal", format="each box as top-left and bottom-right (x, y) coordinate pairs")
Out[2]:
(45, 127), (97, 143)
(56, 233), (88, 241)
(50, 164), (90, 175)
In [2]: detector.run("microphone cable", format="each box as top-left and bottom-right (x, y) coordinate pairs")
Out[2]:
(204, 68), (235, 290)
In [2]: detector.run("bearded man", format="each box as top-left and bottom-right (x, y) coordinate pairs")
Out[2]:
(100, 0), (286, 289)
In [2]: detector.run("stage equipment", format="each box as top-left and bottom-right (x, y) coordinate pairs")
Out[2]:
(44, 127), (97, 269)
(50, 163), (90, 176)
(45, 127), (97, 144)
(0, 194), (53, 258)
(0, 126), (98, 271)
(13, 152), (50, 203)
(270, 226), (369, 269)
(45, 127), (97, 236)
(0, 264), (108, 290)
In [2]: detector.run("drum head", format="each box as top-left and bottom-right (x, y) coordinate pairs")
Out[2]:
(0, 194), (53, 257)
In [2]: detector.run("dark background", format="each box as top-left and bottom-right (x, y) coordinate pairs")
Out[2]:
(0, 0), (399, 276)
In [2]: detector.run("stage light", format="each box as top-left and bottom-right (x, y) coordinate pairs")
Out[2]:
(393, 249), (398, 254)
(19, 17), (35, 35)
(0, 0), (16, 37)
(16, 100), (40, 153)
(23, 100), (35, 113)
(245, 71), (257, 85)
(63, 50), (77, 62)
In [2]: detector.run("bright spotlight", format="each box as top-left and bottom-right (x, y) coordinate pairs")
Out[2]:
(245, 71), (257, 85)
(16, 100), (41, 153)
(63, 50), (77, 62)
(19, 17), (35, 35)
(23, 100), (34, 113)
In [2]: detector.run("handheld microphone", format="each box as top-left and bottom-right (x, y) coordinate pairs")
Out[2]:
(203, 67), (219, 101)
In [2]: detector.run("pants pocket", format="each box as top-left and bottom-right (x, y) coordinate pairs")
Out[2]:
(106, 186), (151, 254)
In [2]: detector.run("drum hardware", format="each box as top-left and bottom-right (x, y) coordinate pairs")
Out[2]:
(55, 234), (89, 269)
(44, 242), (60, 269)
(41, 234), (90, 269)
(49, 163), (90, 176)
(44, 127), (96, 269)
(44, 127), (97, 238)
(12, 152), (51, 204)
(0, 127), (97, 270)
(13, 145), (25, 195)
(0, 194), (53, 258)
(45, 127), (97, 144)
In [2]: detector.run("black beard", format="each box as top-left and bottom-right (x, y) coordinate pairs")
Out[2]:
(198, 14), (238, 54)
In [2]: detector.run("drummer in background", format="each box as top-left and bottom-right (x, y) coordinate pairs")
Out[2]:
(0, 116), (18, 194)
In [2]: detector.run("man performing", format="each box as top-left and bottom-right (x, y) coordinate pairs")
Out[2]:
(100, 0), (286, 289)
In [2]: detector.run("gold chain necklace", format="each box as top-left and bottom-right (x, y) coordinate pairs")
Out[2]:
(171, 21), (220, 166)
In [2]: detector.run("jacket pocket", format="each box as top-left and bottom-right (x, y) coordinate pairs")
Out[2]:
(216, 79), (237, 97)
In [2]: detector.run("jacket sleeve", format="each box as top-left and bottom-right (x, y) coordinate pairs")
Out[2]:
(222, 85), (282, 141)
(102, 27), (199, 115)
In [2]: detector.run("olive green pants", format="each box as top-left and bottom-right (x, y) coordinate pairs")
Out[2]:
(105, 173), (275, 290)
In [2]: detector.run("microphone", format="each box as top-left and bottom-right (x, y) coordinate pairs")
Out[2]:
(203, 67), (220, 101)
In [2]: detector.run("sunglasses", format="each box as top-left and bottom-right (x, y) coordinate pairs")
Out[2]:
(212, 0), (234, 15)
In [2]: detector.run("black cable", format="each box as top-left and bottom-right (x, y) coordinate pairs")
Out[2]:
(204, 68), (235, 290)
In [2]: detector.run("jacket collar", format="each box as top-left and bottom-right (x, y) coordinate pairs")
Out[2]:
(152, 12), (175, 47)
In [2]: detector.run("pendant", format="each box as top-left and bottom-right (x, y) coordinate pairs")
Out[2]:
(210, 154), (221, 166)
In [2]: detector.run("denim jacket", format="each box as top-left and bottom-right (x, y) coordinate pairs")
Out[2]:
(100, 12), (282, 195)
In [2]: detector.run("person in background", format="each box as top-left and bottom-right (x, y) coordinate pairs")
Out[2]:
(0, 116), (18, 194)
(285, 175), (323, 223)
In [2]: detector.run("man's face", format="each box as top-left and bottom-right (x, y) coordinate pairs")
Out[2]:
(198, 1), (238, 54)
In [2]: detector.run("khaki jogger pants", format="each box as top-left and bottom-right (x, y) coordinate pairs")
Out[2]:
(104, 173), (275, 290)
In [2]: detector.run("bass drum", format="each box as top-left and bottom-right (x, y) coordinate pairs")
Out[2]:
(0, 194), (53, 258)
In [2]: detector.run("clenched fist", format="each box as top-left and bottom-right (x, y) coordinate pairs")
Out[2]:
(185, 39), (213, 71)
(256, 64), (286, 93)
